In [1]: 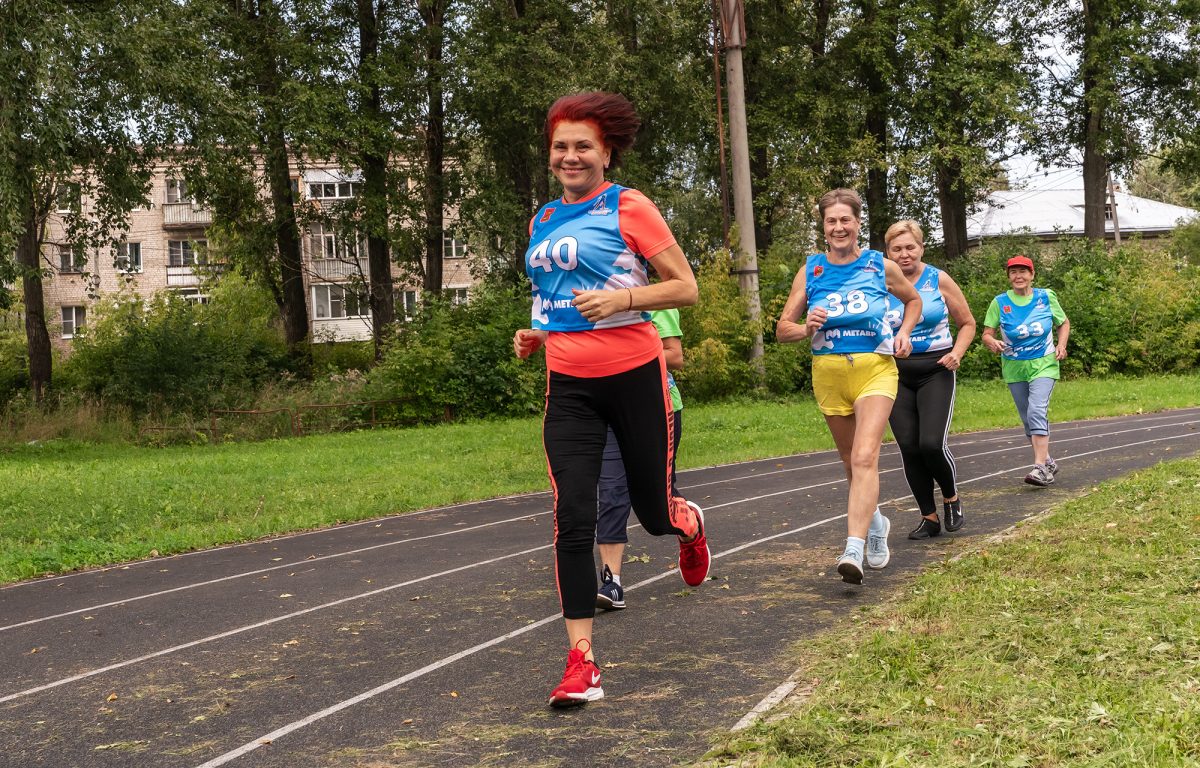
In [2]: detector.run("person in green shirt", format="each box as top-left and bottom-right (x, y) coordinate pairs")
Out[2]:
(981, 255), (1071, 486)
(595, 309), (684, 609)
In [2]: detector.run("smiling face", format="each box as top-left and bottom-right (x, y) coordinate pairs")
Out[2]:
(886, 232), (924, 277)
(549, 120), (611, 203)
(1007, 266), (1034, 293)
(822, 203), (861, 256)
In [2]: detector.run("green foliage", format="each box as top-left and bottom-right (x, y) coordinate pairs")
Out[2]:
(677, 249), (757, 400)
(0, 325), (28, 404)
(362, 283), (544, 423)
(61, 274), (288, 414)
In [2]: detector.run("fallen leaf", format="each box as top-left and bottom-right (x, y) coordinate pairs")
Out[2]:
(279, 593), (293, 599)
(106, 693), (118, 702)
(402, 718), (413, 725)
(1105, 522), (1118, 529)
(450, 691), (459, 698)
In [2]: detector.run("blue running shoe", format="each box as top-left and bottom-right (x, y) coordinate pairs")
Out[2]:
(595, 564), (626, 610)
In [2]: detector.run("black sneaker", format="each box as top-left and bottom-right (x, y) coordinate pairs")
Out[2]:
(908, 517), (941, 540)
(943, 498), (964, 532)
(595, 564), (625, 610)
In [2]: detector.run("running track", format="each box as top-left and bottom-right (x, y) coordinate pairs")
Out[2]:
(2, 409), (1198, 767)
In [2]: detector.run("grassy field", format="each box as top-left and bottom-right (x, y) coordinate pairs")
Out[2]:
(1, 372), (1199, 583)
(707, 456), (1200, 767)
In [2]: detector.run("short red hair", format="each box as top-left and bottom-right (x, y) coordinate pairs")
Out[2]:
(545, 92), (640, 168)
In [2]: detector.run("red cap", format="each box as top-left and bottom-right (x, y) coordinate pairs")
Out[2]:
(1006, 255), (1034, 272)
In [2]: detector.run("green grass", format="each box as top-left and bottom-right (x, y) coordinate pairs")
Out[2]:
(707, 456), (1200, 767)
(1, 371), (1199, 583)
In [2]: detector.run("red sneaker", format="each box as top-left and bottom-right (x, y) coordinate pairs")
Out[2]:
(548, 641), (604, 707)
(678, 501), (710, 587)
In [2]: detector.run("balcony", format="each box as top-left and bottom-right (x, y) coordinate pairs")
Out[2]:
(167, 263), (226, 287)
(162, 202), (213, 229)
(310, 257), (369, 280)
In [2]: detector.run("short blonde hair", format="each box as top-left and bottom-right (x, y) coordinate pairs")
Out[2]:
(817, 188), (863, 220)
(885, 220), (924, 247)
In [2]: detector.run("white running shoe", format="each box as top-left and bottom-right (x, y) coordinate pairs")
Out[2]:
(866, 514), (891, 569)
(836, 550), (864, 584)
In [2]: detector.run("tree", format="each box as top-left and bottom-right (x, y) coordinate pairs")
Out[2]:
(0, 0), (177, 399)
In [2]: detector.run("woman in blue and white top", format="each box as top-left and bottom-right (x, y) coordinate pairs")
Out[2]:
(883, 221), (976, 540)
(777, 188), (921, 585)
(981, 255), (1071, 487)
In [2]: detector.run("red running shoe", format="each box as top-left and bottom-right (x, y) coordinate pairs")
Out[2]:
(548, 640), (604, 707)
(678, 501), (710, 587)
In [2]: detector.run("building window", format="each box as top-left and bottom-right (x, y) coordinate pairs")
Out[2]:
(309, 225), (360, 260)
(313, 284), (369, 319)
(400, 289), (418, 321)
(115, 242), (142, 273)
(62, 306), (86, 338)
(166, 179), (192, 204)
(168, 239), (207, 267)
(443, 230), (467, 260)
(449, 287), (469, 306)
(176, 288), (209, 305)
(55, 184), (80, 214)
(307, 181), (357, 200)
(58, 245), (84, 273)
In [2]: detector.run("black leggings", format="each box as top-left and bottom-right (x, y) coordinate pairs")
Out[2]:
(888, 350), (958, 517)
(544, 356), (689, 619)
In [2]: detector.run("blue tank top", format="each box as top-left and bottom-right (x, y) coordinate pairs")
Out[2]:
(804, 250), (895, 355)
(525, 184), (650, 332)
(885, 264), (952, 353)
(993, 288), (1055, 360)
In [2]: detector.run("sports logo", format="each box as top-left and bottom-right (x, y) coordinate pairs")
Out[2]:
(539, 207), (555, 223)
(813, 265), (824, 278)
(588, 196), (613, 216)
(1002, 304), (1012, 314)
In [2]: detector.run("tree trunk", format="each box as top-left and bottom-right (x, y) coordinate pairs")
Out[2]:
(357, 0), (395, 360)
(16, 194), (51, 400)
(935, 157), (969, 259)
(932, 0), (969, 260)
(420, 0), (446, 296)
(250, 1), (309, 360)
(1080, 0), (1107, 241)
(859, 0), (896, 250)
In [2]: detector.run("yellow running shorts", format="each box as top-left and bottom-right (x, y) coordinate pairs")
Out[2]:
(811, 353), (898, 416)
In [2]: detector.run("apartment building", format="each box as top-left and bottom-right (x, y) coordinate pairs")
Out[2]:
(39, 162), (475, 345)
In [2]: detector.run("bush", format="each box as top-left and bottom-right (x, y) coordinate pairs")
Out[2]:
(60, 273), (289, 414)
(0, 326), (28, 406)
(362, 283), (545, 424)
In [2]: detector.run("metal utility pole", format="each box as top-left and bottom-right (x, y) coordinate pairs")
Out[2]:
(718, 0), (764, 371)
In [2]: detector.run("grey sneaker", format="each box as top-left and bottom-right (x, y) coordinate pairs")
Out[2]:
(1046, 457), (1059, 476)
(866, 514), (891, 569)
(1024, 464), (1055, 487)
(836, 550), (864, 584)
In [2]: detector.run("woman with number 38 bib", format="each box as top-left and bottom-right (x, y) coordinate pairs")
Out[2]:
(512, 92), (710, 708)
(776, 189), (921, 586)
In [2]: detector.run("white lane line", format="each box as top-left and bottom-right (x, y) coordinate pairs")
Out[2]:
(0, 510), (555, 633)
(0, 489), (553, 592)
(192, 428), (1200, 767)
(6, 419), (1198, 705)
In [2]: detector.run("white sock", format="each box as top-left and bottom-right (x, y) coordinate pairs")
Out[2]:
(843, 536), (865, 562)
(610, 573), (622, 586)
(868, 507), (886, 535)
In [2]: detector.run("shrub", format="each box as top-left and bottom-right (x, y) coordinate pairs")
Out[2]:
(0, 326), (28, 406)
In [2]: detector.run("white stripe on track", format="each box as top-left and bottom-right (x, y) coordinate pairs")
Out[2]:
(0, 510), (557, 634)
(190, 428), (1200, 767)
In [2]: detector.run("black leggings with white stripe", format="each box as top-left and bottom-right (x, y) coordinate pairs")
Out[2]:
(888, 350), (958, 517)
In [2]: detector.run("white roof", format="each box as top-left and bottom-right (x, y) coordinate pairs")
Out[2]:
(967, 187), (1199, 241)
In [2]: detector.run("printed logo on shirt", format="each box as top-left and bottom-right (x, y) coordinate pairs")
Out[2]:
(921, 280), (934, 291)
(861, 264), (880, 273)
(588, 196), (613, 216)
(539, 207), (555, 223)
(1002, 304), (1012, 313)
(813, 265), (824, 277)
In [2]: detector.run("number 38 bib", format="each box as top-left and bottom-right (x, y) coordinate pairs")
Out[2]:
(804, 250), (895, 356)
(994, 288), (1055, 360)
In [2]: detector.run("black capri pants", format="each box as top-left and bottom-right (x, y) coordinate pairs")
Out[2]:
(544, 356), (689, 619)
(888, 350), (958, 517)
